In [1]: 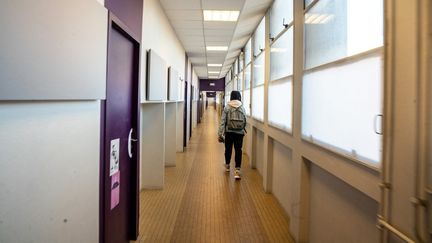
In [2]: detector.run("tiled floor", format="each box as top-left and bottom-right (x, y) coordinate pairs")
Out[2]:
(133, 108), (294, 243)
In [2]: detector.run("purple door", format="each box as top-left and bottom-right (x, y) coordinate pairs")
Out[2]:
(101, 15), (140, 243)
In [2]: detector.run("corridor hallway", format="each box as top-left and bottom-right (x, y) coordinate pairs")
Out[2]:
(134, 108), (294, 242)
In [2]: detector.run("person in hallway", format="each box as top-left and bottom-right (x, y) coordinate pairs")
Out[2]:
(218, 91), (247, 179)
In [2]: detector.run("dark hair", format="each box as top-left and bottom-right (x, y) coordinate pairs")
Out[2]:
(230, 91), (241, 101)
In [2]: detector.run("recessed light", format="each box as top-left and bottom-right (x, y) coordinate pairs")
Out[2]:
(208, 64), (222, 67)
(203, 10), (240, 22)
(206, 46), (228, 51)
(209, 76), (219, 79)
(208, 71), (219, 74)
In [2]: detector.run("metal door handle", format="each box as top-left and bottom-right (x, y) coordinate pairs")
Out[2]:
(374, 114), (383, 135)
(128, 128), (137, 158)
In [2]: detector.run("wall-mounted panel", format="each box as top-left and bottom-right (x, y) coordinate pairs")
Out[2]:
(168, 67), (179, 101)
(0, 0), (107, 100)
(0, 101), (100, 242)
(147, 50), (168, 101)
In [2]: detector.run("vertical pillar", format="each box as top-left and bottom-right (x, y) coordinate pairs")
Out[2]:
(291, 0), (309, 242)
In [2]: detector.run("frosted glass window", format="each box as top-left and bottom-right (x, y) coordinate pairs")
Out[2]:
(238, 71), (244, 91)
(304, 0), (383, 69)
(245, 39), (252, 65)
(302, 55), (383, 163)
(269, 78), (292, 131)
(254, 17), (266, 55)
(252, 85), (264, 121)
(270, 28), (293, 81)
(243, 89), (251, 116)
(244, 64), (251, 89)
(239, 54), (244, 71)
(270, 0), (293, 37)
(225, 81), (233, 105)
(253, 53), (265, 86)
(305, 0), (314, 8)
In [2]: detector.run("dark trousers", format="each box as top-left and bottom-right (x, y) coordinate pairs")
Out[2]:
(224, 132), (244, 168)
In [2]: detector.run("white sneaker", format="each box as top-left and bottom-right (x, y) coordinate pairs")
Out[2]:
(224, 163), (230, 172)
(234, 169), (241, 180)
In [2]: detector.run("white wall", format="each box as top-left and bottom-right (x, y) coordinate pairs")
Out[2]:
(140, 0), (186, 102)
(192, 70), (199, 129)
(186, 60), (192, 144)
(254, 128), (265, 174)
(0, 101), (100, 243)
(271, 140), (293, 218)
(308, 164), (379, 243)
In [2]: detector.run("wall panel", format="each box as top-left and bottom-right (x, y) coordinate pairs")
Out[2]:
(0, 101), (100, 243)
(0, 0), (107, 100)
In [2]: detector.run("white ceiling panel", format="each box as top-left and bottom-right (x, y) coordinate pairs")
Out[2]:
(171, 20), (203, 29)
(201, 0), (245, 10)
(205, 36), (232, 42)
(160, 0), (201, 10)
(203, 22), (237, 30)
(159, 0), (272, 78)
(165, 10), (202, 20)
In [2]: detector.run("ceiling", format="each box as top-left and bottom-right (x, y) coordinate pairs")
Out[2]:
(159, 0), (273, 79)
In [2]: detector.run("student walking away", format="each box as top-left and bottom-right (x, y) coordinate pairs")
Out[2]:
(218, 91), (247, 179)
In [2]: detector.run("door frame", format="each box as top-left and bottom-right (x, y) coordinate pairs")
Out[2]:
(183, 54), (188, 147)
(100, 12), (141, 243)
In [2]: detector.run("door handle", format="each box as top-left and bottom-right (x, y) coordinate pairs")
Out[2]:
(128, 128), (138, 158)
(374, 114), (383, 135)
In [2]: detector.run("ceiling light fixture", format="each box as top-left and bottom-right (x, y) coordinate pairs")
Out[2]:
(208, 76), (219, 79)
(208, 71), (220, 74)
(208, 64), (222, 67)
(206, 46), (228, 51)
(203, 10), (240, 22)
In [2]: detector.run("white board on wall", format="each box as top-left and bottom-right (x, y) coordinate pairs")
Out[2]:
(168, 67), (179, 101)
(146, 50), (167, 101)
(0, 0), (107, 100)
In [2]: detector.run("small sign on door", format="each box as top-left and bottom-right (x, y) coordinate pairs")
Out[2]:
(110, 138), (120, 176)
(110, 171), (120, 210)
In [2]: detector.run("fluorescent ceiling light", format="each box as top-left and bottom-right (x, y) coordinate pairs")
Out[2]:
(203, 10), (240, 22)
(208, 64), (222, 67)
(208, 71), (219, 74)
(206, 46), (228, 51)
(208, 76), (219, 79)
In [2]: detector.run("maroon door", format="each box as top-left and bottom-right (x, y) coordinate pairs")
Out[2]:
(101, 15), (140, 243)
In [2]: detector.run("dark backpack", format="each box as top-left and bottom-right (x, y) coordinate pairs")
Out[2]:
(226, 106), (246, 131)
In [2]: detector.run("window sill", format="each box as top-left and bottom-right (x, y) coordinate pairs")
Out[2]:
(301, 135), (381, 172)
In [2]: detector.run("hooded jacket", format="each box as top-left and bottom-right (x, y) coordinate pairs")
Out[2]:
(218, 99), (247, 137)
